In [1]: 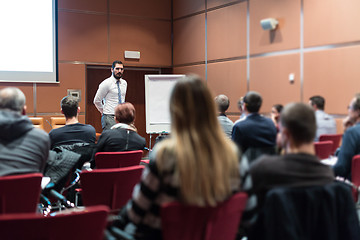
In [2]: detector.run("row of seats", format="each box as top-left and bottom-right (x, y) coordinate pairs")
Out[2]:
(29, 117), (66, 130)
(314, 133), (343, 159)
(0, 150), (249, 240)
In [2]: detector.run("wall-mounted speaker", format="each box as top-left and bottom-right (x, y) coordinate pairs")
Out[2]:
(260, 18), (278, 30)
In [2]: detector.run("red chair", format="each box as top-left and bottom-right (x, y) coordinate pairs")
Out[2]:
(314, 141), (333, 159)
(319, 134), (342, 155)
(0, 205), (109, 240)
(351, 155), (360, 202)
(95, 150), (143, 169)
(0, 173), (42, 214)
(161, 192), (248, 240)
(80, 166), (144, 210)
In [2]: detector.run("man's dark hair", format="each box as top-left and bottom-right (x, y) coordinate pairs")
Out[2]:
(112, 60), (123, 69)
(243, 91), (262, 113)
(215, 94), (230, 113)
(61, 96), (79, 118)
(280, 102), (316, 146)
(0, 87), (26, 113)
(309, 95), (325, 110)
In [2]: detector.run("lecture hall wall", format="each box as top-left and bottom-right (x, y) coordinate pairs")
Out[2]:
(0, 0), (172, 133)
(1, 0), (360, 134)
(172, 0), (360, 133)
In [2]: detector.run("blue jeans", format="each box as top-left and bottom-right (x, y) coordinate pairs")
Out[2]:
(101, 114), (116, 130)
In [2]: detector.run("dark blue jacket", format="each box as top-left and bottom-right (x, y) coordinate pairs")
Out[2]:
(333, 122), (360, 180)
(232, 113), (277, 153)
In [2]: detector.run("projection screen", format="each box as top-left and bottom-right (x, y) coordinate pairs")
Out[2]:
(0, 0), (58, 83)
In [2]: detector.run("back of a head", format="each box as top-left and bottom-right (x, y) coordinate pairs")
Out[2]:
(243, 91), (262, 113)
(0, 87), (26, 113)
(61, 96), (79, 118)
(115, 102), (135, 124)
(215, 94), (230, 113)
(281, 102), (316, 146)
(309, 95), (325, 110)
(163, 75), (239, 207)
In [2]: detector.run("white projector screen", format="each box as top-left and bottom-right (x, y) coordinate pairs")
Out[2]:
(0, 0), (58, 83)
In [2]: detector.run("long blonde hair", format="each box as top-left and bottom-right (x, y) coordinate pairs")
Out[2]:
(157, 75), (240, 207)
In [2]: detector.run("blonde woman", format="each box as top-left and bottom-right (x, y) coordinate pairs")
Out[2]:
(113, 75), (252, 239)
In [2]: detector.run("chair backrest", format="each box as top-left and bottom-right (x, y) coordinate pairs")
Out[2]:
(95, 150), (143, 169)
(0, 205), (109, 240)
(161, 192), (248, 240)
(0, 173), (43, 214)
(80, 166), (144, 210)
(249, 182), (360, 240)
(319, 134), (342, 155)
(351, 155), (360, 201)
(314, 141), (333, 159)
(29, 117), (44, 130)
(50, 117), (66, 129)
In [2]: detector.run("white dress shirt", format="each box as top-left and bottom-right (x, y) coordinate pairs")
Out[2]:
(93, 75), (127, 115)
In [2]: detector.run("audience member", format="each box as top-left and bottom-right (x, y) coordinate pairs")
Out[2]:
(270, 104), (283, 131)
(215, 94), (233, 138)
(247, 103), (359, 239)
(333, 93), (360, 180)
(49, 95), (96, 149)
(111, 75), (253, 240)
(0, 87), (50, 176)
(95, 102), (146, 153)
(232, 91), (277, 160)
(235, 96), (246, 123)
(309, 95), (336, 141)
(250, 102), (334, 204)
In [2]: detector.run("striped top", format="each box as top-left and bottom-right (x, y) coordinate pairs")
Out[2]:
(113, 145), (256, 240)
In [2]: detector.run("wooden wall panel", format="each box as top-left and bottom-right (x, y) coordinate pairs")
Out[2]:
(303, 46), (360, 115)
(36, 63), (85, 113)
(173, 0), (205, 19)
(207, 2), (247, 60)
(207, 60), (247, 113)
(0, 84), (34, 114)
(173, 64), (206, 81)
(109, 16), (171, 67)
(207, 0), (242, 9)
(173, 14), (205, 65)
(249, 0), (300, 55)
(304, 0), (360, 47)
(58, 11), (108, 63)
(250, 54), (301, 113)
(58, 0), (107, 12)
(109, 0), (171, 19)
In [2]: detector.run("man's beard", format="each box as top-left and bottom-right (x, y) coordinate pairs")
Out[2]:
(113, 72), (122, 80)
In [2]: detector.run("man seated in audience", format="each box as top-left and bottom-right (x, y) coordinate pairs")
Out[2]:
(0, 87), (50, 176)
(234, 96), (246, 123)
(232, 91), (277, 161)
(215, 94), (233, 138)
(95, 102), (146, 153)
(248, 103), (335, 235)
(49, 95), (96, 149)
(309, 95), (336, 141)
(333, 93), (360, 180)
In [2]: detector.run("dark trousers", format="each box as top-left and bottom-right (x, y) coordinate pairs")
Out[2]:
(101, 114), (116, 131)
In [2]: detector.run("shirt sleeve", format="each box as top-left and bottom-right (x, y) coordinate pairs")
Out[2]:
(93, 81), (107, 114)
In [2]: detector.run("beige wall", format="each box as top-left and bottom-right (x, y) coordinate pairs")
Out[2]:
(0, 0), (171, 133)
(172, 0), (360, 127)
(1, 0), (360, 133)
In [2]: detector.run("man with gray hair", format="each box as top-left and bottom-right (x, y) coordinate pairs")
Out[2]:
(0, 87), (50, 176)
(215, 94), (233, 138)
